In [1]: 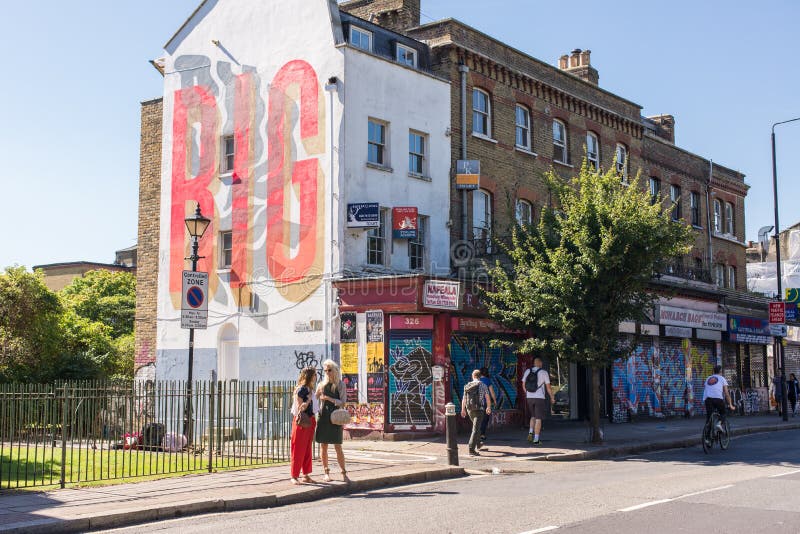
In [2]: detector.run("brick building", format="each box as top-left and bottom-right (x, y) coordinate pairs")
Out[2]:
(135, 0), (778, 430)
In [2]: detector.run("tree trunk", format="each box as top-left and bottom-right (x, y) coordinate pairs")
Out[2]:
(591, 365), (603, 444)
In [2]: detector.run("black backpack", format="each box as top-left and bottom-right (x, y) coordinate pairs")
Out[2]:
(464, 382), (482, 411)
(525, 368), (542, 393)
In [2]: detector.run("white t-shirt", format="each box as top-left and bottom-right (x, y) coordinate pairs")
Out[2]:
(702, 374), (728, 401)
(522, 367), (550, 399)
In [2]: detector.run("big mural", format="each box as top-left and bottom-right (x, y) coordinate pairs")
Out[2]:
(167, 56), (326, 311)
(388, 332), (433, 427)
(449, 334), (519, 413)
(611, 339), (717, 423)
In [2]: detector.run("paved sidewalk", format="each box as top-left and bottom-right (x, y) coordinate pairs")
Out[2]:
(1, 414), (797, 533)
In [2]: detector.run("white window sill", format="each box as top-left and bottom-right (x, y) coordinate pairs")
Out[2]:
(219, 171), (234, 179)
(408, 172), (432, 182)
(553, 160), (573, 168)
(366, 162), (393, 173)
(692, 224), (704, 231)
(515, 146), (537, 157)
(217, 268), (231, 274)
(472, 133), (498, 144)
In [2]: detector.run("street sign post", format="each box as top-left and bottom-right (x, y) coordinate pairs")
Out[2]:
(769, 301), (786, 325)
(181, 270), (209, 329)
(770, 324), (788, 337)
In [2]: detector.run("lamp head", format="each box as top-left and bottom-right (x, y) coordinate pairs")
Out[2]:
(185, 203), (211, 238)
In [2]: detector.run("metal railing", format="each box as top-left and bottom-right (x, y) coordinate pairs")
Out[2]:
(656, 259), (714, 284)
(0, 380), (302, 490)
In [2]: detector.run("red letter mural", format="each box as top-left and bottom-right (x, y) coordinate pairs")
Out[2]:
(266, 60), (325, 302)
(231, 72), (256, 306)
(169, 85), (218, 306)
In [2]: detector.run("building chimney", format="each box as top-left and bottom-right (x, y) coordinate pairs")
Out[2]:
(339, 0), (421, 33)
(646, 114), (676, 144)
(557, 48), (599, 85)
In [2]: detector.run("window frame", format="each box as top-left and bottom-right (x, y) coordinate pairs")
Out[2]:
(713, 199), (722, 234)
(552, 120), (568, 164)
(727, 265), (736, 289)
(690, 191), (701, 226)
(670, 184), (682, 221)
(221, 135), (235, 174)
(615, 143), (628, 182)
(472, 89), (491, 137)
(714, 264), (725, 288)
(515, 104), (531, 150)
(515, 199), (533, 226)
(649, 177), (661, 205)
(725, 202), (734, 235)
(350, 26), (373, 51)
(408, 130), (426, 176)
(473, 189), (493, 254)
(396, 43), (417, 67)
(367, 119), (387, 166)
(586, 132), (599, 170)
(367, 208), (387, 266)
(220, 230), (233, 269)
(408, 215), (427, 271)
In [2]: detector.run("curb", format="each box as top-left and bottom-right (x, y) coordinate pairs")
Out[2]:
(537, 422), (800, 461)
(0, 467), (466, 534)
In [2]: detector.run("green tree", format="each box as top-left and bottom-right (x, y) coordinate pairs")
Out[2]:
(483, 164), (693, 442)
(0, 267), (63, 381)
(60, 270), (136, 338)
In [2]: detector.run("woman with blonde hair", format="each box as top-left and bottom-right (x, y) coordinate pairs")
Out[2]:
(290, 366), (318, 484)
(315, 359), (349, 482)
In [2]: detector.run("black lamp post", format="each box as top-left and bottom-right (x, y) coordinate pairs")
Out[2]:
(771, 117), (800, 423)
(183, 203), (211, 443)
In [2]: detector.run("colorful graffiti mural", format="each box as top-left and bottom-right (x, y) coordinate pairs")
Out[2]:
(388, 333), (433, 426)
(449, 334), (519, 412)
(168, 57), (325, 309)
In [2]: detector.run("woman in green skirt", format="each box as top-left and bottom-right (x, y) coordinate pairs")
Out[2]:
(315, 359), (349, 482)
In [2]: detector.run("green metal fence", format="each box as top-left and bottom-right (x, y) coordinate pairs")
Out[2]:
(0, 380), (302, 490)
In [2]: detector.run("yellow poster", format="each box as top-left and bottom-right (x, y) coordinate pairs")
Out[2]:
(340, 342), (358, 374)
(367, 342), (384, 373)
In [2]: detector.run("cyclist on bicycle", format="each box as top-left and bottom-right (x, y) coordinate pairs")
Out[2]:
(702, 365), (735, 430)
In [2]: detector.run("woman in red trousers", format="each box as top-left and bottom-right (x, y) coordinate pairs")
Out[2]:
(290, 367), (318, 484)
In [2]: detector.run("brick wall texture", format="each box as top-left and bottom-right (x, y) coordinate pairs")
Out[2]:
(135, 98), (163, 372)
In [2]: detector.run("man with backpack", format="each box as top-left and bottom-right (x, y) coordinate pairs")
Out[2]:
(461, 369), (492, 456)
(522, 357), (555, 444)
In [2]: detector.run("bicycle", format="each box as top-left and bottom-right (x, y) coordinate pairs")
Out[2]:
(701, 409), (731, 454)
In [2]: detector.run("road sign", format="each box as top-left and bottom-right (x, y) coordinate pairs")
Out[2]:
(181, 271), (208, 329)
(770, 324), (788, 337)
(769, 301), (786, 324)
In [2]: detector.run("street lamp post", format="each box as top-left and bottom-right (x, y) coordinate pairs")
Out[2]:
(770, 117), (800, 423)
(183, 204), (211, 443)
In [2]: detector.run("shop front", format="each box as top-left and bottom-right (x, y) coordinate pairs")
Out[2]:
(724, 314), (772, 413)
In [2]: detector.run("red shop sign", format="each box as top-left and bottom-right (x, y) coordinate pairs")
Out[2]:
(390, 314), (434, 330)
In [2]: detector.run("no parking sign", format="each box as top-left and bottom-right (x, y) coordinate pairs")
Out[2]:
(181, 271), (208, 329)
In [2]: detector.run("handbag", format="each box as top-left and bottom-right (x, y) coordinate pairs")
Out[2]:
(295, 411), (312, 428)
(330, 408), (351, 426)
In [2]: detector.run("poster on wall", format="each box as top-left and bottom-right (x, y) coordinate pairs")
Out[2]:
(339, 312), (358, 402)
(392, 207), (418, 239)
(346, 203), (380, 228)
(365, 310), (385, 404)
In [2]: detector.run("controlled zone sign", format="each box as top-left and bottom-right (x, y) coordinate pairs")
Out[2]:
(181, 271), (209, 329)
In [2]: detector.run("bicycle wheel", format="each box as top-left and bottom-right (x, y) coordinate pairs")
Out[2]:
(702, 419), (713, 454)
(718, 419), (731, 450)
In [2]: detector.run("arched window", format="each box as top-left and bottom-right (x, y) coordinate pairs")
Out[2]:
(615, 143), (628, 182)
(553, 120), (568, 164)
(516, 199), (533, 226)
(472, 89), (491, 137)
(473, 189), (493, 254)
(515, 105), (531, 150)
(725, 202), (734, 235)
(713, 199), (722, 233)
(586, 132), (599, 170)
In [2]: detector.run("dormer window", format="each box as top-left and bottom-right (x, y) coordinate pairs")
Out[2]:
(350, 26), (372, 51)
(396, 44), (417, 67)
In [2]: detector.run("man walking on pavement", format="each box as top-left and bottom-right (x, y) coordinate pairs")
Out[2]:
(523, 357), (555, 445)
(461, 369), (492, 456)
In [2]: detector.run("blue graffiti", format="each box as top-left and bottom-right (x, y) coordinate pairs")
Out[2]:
(449, 335), (518, 411)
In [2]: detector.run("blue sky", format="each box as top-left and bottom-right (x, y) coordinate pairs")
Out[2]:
(1, 0), (798, 269)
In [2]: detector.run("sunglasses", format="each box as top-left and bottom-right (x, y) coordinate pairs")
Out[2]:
(324, 369), (332, 373)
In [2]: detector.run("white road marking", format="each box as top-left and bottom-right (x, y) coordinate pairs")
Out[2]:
(518, 526), (559, 534)
(618, 499), (673, 512)
(676, 484), (734, 499)
(768, 468), (800, 478)
(619, 484), (734, 512)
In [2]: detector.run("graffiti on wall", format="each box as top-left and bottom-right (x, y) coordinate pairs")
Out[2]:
(167, 56), (325, 309)
(388, 334), (433, 426)
(449, 334), (518, 412)
(688, 342), (716, 417)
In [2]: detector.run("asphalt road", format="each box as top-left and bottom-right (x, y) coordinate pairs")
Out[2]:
(102, 430), (800, 534)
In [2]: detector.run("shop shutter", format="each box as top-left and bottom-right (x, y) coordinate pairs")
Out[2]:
(388, 330), (433, 426)
(689, 340), (716, 416)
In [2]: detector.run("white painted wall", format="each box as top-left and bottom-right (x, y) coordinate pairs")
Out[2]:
(339, 48), (451, 275)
